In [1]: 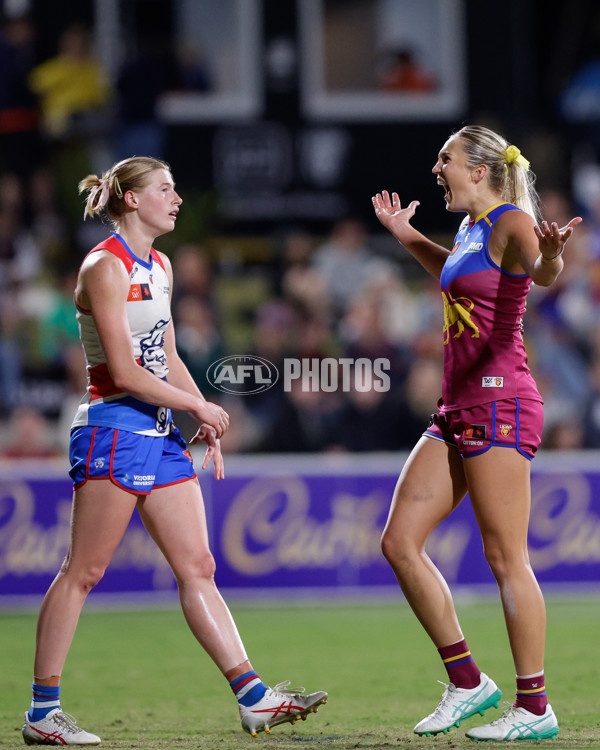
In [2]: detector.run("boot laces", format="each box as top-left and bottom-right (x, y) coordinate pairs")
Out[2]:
(270, 680), (306, 697)
(50, 711), (83, 733)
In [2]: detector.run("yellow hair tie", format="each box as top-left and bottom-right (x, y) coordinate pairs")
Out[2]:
(505, 145), (530, 171)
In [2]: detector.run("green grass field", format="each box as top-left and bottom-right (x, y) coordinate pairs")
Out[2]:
(1, 597), (598, 749)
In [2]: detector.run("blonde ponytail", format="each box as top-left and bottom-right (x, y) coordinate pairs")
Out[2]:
(78, 156), (170, 226)
(455, 125), (541, 224)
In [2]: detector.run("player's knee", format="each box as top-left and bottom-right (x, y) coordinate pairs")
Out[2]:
(381, 530), (415, 575)
(482, 544), (522, 581)
(175, 551), (216, 584)
(380, 528), (396, 561)
(82, 565), (107, 591)
(60, 560), (106, 593)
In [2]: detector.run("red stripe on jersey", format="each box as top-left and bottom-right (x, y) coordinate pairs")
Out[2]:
(151, 247), (166, 269)
(76, 238), (163, 308)
(88, 359), (144, 400)
(85, 237), (163, 272)
(86, 236), (136, 273)
(75, 236), (136, 310)
(88, 363), (122, 400)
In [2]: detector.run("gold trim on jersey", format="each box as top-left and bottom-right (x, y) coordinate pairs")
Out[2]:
(473, 201), (510, 227)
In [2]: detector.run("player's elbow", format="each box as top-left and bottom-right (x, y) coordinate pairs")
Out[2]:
(110, 363), (140, 394)
(530, 258), (564, 287)
(531, 270), (561, 288)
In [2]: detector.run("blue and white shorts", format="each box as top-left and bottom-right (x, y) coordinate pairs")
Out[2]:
(69, 425), (197, 495)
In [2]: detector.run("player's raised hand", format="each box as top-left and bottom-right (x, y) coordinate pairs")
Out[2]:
(372, 190), (420, 237)
(534, 216), (582, 261)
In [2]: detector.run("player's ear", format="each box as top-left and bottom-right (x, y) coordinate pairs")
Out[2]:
(123, 190), (138, 209)
(471, 164), (487, 184)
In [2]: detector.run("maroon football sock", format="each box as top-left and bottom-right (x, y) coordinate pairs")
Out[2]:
(438, 638), (481, 689)
(515, 672), (548, 716)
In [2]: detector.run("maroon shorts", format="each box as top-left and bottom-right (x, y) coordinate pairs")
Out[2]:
(424, 397), (544, 460)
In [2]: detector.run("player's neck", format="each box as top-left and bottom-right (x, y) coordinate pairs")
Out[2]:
(467, 192), (503, 222)
(116, 224), (154, 262)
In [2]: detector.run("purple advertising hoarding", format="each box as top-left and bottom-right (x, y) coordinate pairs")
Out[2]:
(1, 453), (599, 604)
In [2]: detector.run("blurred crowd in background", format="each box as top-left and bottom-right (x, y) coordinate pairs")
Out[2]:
(2, 10), (600, 459)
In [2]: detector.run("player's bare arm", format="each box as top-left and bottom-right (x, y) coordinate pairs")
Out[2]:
(372, 190), (450, 278)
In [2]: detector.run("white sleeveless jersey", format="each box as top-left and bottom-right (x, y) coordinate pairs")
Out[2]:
(71, 233), (173, 436)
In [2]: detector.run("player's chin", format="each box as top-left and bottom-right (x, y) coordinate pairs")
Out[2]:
(444, 198), (463, 214)
(156, 219), (176, 235)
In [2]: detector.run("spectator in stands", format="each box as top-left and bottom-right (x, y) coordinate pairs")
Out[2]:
(0, 405), (61, 458)
(114, 35), (168, 160)
(378, 47), (436, 93)
(171, 242), (216, 310)
(28, 24), (111, 140)
(311, 218), (394, 320)
(259, 375), (342, 453)
(0, 13), (44, 177)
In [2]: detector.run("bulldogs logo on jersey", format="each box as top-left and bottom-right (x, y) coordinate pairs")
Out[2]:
(139, 320), (169, 374)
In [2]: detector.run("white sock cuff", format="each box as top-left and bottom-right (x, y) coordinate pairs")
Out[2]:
(516, 669), (544, 679)
(235, 676), (262, 700)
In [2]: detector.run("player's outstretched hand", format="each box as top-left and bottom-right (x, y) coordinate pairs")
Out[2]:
(372, 190), (420, 237)
(534, 216), (582, 260)
(190, 423), (225, 480)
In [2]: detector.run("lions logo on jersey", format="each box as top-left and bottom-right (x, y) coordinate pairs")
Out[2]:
(442, 291), (480, 344)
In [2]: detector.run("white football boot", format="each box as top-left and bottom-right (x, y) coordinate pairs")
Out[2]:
(414, 673), (502, 736)
(22, 709), (101, 745)
(465, 703), (559, 741)
(239, 680), (328, 737)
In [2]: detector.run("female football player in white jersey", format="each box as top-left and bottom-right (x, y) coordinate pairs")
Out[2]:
(22, 156), (327, 746)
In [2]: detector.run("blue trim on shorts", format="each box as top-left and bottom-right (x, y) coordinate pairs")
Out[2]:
(513, 397), (531, 460)
(425, 398), (535, 461)
(69, 425), (197, 494)
(462, 398), (533, 461)
(423, 430), (457, 448)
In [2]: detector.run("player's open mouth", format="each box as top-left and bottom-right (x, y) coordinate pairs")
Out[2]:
(438, 179), (451, 201)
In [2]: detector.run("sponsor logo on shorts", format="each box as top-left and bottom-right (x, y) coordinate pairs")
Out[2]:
(464, 424), (486, 440)
(133, 474), (156, 486)
(94, 457), (105, 469)
(499, 423), (513, 436)
(482, 376), (504, 387)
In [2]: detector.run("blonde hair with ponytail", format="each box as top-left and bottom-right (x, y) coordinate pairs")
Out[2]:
(454, 125), (541, 224)
(78, 156), (171, 225)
